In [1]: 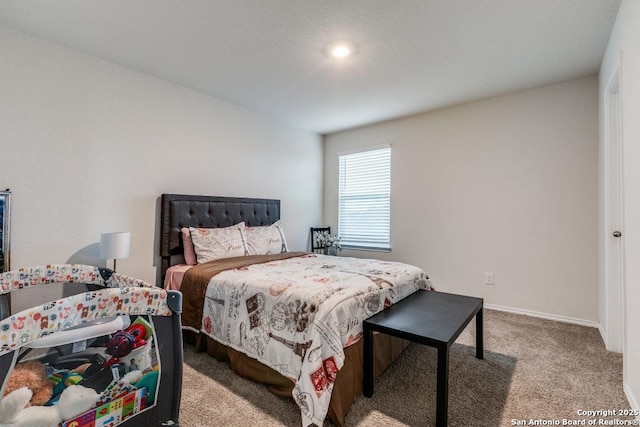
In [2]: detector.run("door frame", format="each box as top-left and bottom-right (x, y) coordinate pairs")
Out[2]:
(602, 60), (625, 353)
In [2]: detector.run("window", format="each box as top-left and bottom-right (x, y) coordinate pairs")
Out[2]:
(338, 146), (391, 250)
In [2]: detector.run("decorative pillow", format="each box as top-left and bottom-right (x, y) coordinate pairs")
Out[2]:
(189, 223), (248, 264)
(180, 228), (197, 265)
(245, 221), (289, 255)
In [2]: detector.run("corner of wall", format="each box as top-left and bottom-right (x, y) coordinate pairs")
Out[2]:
(624, 383), (640, 416)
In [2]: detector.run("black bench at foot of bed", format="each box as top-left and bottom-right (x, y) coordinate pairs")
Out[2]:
(363, 290), (483, 427)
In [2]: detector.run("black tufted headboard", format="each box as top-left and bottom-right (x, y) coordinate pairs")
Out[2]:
(159, 194), (280, 283)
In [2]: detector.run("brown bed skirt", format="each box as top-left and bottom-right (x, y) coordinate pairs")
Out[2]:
(196, 333), (409, 426)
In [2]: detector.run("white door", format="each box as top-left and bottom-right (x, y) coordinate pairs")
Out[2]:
(604, 70), (624, 353)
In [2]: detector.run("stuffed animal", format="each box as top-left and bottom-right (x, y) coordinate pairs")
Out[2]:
(0, 384), (99, 427)
(119, 369), (158, 406)
(56, 384), (99, 421)
(1, 360), (53, 407)
(134, 371), (158, 406)
(0, 387), (57, 427)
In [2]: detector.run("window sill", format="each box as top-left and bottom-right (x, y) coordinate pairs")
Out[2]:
(341, 245), (391, 253)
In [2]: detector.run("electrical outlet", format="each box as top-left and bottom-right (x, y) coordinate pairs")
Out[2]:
(484, 272), (494, 285)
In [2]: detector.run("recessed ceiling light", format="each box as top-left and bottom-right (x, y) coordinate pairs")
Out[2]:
(326, 41), (356, 59)
(331, 45), (351, 58)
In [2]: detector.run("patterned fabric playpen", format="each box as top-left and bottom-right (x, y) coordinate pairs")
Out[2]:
(0, 264), (182, 427)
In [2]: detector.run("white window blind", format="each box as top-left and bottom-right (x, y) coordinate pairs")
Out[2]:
(338, 146), (391, 250)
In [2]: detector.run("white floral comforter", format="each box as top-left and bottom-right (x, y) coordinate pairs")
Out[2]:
(200, 253), (430, 427)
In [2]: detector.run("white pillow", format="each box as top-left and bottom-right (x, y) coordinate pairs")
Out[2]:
(189, 223), (248, 263)
(245, 221), (289, 255)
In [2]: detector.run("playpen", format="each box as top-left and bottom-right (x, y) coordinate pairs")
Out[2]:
(0, 264), (182, 427)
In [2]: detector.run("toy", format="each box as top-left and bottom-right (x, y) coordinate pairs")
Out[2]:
(104, 323), (149, 369)
(0, 384), (99, 427)
(105, 331), (136, 359)
(0, 386), (60, 427)
(134, 371), (159, 406)
(56, 384), (100, 421)
(130, 316), (153, 340)
(47, 371), (85, 406)
(120, 369), (143, 385)
(106, 324), (147, 359)
(1, 360), (53, 407)
(50, 371), (84, 396)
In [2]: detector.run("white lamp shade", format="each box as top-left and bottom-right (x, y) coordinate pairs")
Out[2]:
(100, 231), (131, 260)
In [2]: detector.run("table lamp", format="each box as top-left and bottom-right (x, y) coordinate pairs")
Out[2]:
(100, 231), (131, 272)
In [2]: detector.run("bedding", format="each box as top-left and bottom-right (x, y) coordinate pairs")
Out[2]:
(180, 228), (197, 265)
(189, 223), (248, 263)
(163, 264), (192, 291)
(179, 252), (429, 427)
(244, 220), (289, 255)
(204, 329), (410, 425)
(180, 252), (304, 333)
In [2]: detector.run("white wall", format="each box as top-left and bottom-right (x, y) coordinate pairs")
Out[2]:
(599, 0), (640, 412)
(0, 25), (323, 309)
(325, 76), (599, 323)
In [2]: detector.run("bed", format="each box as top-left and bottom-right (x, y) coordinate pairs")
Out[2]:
(159, 194), (430, 426)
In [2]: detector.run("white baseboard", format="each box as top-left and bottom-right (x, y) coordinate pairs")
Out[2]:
(624, 383), (640, 421)
(486, 304), (634, 416)
(598, 324), (609, 347)
(484, 303), (600, 328)
(598, 324), (609, 344)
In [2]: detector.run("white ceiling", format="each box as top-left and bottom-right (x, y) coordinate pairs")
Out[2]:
(0, 0), (621, 134)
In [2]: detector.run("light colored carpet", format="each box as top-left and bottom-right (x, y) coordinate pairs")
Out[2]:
(179, 309), (630, 426)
